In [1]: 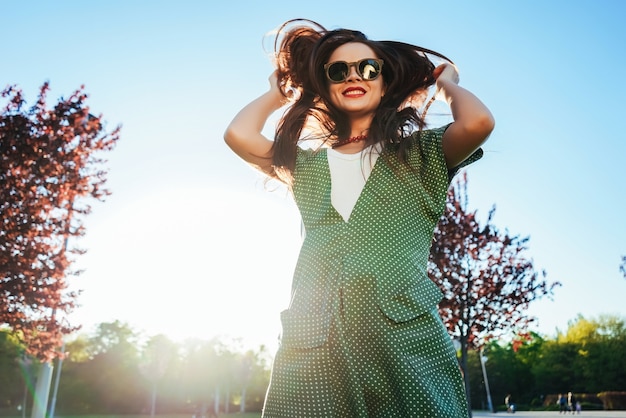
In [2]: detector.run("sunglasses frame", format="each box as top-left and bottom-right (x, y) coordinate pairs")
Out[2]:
(324, 58), (384, 83)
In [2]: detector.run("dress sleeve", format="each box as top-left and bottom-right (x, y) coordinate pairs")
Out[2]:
(448, 146), (483, 181)
(294, 145), (316, 173)
(412, 124), (483, 183)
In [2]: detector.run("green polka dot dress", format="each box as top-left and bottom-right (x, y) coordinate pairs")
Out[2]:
(262, 125), (482, 418)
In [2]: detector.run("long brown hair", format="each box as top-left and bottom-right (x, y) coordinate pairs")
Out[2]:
(269, 19), (452, 184)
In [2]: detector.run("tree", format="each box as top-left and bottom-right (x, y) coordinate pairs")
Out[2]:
(556, 314), (626, 392)
(83, 321), (143, 413)
(507, 331), (547, 406)
(86, 320), (139, 358)
(244, 345), (272, 411)
(0, 83), (120, 361)
(428, 173), (560, 410)
(139, 334), (177, 417)
(181, 338), (222, 415)
(0, 329), (27, 409)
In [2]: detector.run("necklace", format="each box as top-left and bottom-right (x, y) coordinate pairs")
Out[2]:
(332, 135), (368, 148)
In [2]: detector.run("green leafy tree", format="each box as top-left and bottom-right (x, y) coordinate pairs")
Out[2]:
(508, 332), (547, 406)
(93, 322), (142, 412)
(53, 334), (98, 414)
(139, 334), (177, 416)
(557, 315), (626, 392)
(428, 173), (560, 410)
(0, 329), (27, 409)
(181, 338), (221, 415)
(64, 334), (91, 363)
(0, 83), (120, 361)
(59, 321), (143, 414)
(248, 346), (272, 410)
(179, 338), (271, 415)
(531, 338), (579, 396)
(36, 324), (274, 414)
(148, 340), (186, 414)
(472, 334), (539, 411)
(235, 346), (271, 413)
(526, 315), (626, 397)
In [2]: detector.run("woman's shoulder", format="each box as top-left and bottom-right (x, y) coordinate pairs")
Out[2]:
(407, 123), (483, 178)
(296, 143), (326, 158)
(294, 144), (328, 172)
(411, 124), (451, 145)
(400, 124), (450, 160)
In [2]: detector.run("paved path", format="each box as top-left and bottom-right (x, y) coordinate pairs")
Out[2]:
(473, 411), (626, 418)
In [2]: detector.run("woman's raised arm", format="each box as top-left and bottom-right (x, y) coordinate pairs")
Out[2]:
(434, 63), (495, 169)
(224, 72), (288, 175)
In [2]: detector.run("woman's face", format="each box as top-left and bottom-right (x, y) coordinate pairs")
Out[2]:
(326, 42), (385, 120)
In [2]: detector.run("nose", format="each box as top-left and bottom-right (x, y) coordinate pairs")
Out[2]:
(345, 62), (361, 81)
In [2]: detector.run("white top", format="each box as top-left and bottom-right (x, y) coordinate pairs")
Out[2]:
(327, 144), (381, 221)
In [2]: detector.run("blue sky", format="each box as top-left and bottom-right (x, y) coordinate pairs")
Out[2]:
(2, 1), (625, 350)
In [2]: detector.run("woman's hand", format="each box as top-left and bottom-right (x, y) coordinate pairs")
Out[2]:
(433, 63), (459, 101)
(268, 71), (282, 95)
(269, 70), (297, 105)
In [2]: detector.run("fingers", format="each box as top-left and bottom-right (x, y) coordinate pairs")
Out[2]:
(433, 63), (460, 84)
(433, 64), (445, 79)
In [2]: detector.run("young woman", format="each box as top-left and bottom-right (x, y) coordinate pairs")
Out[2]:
(225, 19), (494, 418)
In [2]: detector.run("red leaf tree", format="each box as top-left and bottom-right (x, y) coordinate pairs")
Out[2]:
(428, 173), (560, 410)
(0, 83), (120, 361)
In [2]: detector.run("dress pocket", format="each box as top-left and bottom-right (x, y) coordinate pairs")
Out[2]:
(279, 308), (331, 349)
(378, 281), (442, 323)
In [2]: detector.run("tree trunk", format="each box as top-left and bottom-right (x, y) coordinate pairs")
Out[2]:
(240, 387), (247, 413)
(150, 382), (157, 417)
(224, 386), (229, 414)
(213, 387), (219, 416)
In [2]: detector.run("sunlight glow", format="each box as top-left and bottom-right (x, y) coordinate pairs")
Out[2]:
(69, 186), (301, 352)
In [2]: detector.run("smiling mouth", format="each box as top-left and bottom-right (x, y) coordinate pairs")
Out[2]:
(343, 88), (366, 97)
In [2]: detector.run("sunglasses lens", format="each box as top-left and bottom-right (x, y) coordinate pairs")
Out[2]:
(359, 59), (381, 80)
(325, 59), (382, 82)
(327, 62), (349, 82)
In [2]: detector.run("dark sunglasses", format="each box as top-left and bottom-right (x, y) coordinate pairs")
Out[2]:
(323, 58), (384, 83)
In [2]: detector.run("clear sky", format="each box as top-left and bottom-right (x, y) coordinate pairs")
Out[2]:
(2, 0), (625, 352)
